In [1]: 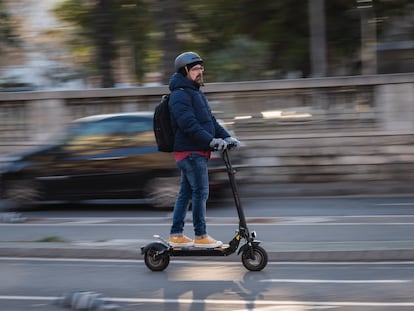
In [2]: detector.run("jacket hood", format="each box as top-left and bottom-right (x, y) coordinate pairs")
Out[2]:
(168, 72), (200, 92)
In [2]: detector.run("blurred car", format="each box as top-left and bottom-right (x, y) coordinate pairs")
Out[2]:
(0, 82), (37, 92)
(0, 112), (233, 210)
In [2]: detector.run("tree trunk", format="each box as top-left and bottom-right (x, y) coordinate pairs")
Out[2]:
(309, 0), (327, 77)
(158, 0), (180, 84)
(95, 0), (115, 88)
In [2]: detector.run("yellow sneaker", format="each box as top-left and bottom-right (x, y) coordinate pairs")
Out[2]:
(194, 235), (223, 248)
(168, 235), (194, 247)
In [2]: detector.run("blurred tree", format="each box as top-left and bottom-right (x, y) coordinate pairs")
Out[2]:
(0, 0), (19, 53)
(179, 0), (309, 79)
(156, 0), (180, 84)
(178, 0), (411, 79)
(309, 0), (327, 77)
(53, 0), (412, 85)
(54, 0), (152, 87)
(207, 36), (271, 81)
(115, 1), (153, 83)
(94, 0), (115, 87)
(373, 0), (413, 27)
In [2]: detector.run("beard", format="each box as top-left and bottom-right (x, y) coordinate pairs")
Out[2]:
(194, 74), (204, 86)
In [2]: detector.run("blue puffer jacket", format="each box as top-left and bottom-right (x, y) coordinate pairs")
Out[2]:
(168, 73), (230, 152)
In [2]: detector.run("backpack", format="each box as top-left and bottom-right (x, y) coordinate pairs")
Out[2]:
(153, 88), (190, 152)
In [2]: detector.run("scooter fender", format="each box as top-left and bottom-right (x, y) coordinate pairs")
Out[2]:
(237, 241), (261, 255)
(141, 242), (169, 255)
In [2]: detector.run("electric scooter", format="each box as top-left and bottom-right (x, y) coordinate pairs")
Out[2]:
(141, 145), (268, 271)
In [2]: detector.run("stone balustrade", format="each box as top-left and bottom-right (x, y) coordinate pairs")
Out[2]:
(1, 73), (414, 184)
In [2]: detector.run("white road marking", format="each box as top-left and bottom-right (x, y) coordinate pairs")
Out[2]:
(1, 295), (414, 307)
(2, 222), (414, 226)
(232, 307), (333, 311)
(2, 215), (414, 226)
(259, 279), (410, 284)
(0, 257), (143, 263)
(1, 257), (414, 265)
(376, 203), (414, 206)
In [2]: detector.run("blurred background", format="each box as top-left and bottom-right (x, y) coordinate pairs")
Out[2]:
(1, 0), (413, 88)
(2, 3), (414, 308)
(0, 0), (414, 203)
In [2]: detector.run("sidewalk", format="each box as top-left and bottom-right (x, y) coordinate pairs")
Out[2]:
(1, 239), (414, 262)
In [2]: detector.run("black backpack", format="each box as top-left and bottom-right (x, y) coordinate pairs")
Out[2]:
(153, 88), (190, 152)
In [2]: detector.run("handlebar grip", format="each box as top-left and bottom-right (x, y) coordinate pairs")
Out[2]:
(213, 141), (238, 151)
(226, 142), (237, 150)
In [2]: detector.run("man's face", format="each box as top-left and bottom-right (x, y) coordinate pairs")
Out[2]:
(187, 64), (204, 85)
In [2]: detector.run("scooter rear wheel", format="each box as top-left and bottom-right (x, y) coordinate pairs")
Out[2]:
(144, 246), (170, 271)
(241, 245), (268, 271)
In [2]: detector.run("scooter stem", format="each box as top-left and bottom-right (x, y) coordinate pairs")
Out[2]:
(222, 149), (249, 232)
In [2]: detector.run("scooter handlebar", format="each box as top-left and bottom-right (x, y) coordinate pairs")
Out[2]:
(226, 142), (238, 150)
(212, 141), (238, 151)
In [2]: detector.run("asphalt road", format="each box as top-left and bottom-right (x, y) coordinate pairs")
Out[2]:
(2, 196), (414, 246)
(1, 258), (414, 311)
(9, 195), (414, 217)
(1, 196), (414, 310)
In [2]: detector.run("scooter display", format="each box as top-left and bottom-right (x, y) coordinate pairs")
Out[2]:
(141, 146), (268, 271)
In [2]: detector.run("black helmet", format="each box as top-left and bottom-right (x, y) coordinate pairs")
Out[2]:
(174, 52), (203, 72)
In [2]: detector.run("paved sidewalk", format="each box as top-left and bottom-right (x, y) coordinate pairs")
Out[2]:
(1, 239), (414, 262)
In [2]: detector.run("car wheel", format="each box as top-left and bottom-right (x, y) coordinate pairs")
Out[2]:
(145, 176), (180, 209)
(3, 178), (42, 210)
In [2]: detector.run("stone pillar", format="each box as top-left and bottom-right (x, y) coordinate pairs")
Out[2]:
(376, 83), (414, 132)
(27, 99), (68, 144)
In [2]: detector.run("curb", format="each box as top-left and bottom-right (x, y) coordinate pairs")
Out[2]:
(238, 182), (414, 198)
(2, 245), (414, 262)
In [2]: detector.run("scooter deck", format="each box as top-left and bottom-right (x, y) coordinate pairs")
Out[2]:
(171, 243), (230, 250)
(170, 244), (231, 256)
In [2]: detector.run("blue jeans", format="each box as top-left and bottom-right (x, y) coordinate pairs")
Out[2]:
(170, 153), (209, 237)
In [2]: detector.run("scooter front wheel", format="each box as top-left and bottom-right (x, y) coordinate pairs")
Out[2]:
(144, 246), (170, 271)
(241, 245), (268, 271)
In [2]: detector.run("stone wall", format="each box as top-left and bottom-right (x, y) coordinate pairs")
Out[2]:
(1, 73), (414, 185)
(236, 131), (414, 183)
